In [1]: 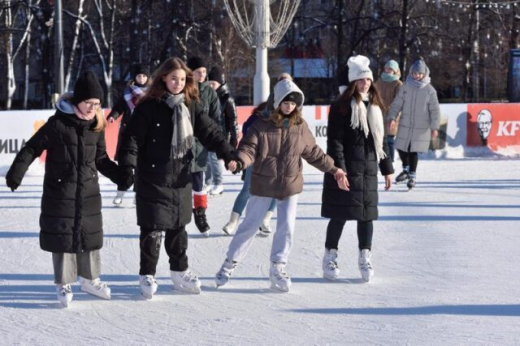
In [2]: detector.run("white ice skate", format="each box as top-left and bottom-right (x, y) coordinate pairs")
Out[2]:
(209, 184), (224, 196)
(269, 262), (291, 292)
(258, 211), (273, 237)
(215, 259), (237, 287)
(56, 284), (73, 307)
(171, 270), (201, 294)
(112, 190), (126, 206)
(358, 249), (374, 282)
(222, 212), (239, 235)
(79, 277), (111, 299)
(323, 249), (340, 280)
(139, 275), (158, 299)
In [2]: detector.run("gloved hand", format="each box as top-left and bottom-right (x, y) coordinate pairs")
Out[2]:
(6, 177), (20, 192)
(118, 167), (134, 191)
(232, 160), (243, 175)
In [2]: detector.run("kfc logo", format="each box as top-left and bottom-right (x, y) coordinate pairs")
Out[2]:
(476, 109), (492, 145)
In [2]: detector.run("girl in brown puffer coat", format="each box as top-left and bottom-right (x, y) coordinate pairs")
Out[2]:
(215, 79), (348, 292)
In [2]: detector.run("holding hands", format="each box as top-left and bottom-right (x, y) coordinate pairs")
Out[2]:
(226, 159), (243, 175)
(118, 167), (134, 191)
(334, 168), (349, 191)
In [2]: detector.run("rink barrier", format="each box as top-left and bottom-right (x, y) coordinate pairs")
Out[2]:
(1, 103), (519, 169)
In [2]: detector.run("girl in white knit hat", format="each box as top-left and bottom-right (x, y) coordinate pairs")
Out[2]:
(215, 79), (348, 292)
(321, 55), (394, 283)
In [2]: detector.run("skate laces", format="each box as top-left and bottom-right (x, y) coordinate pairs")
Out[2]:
(178, 270), (199, 283)
(271, 263), (289, 280)
(57, 284), (72, 295)
(359, 250), (372, 270)
(141, 275), (156, 286)
(83, 278), (107, 291)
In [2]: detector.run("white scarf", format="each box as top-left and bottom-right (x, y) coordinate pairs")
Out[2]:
(350, 95), (386, 161)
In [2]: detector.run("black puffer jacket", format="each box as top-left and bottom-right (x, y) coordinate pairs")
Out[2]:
(215, 83), (238, 147)
(191, 82), (222, 172)
(6, 95), (120, 253)
(119, 97), (233, 229)
(321, 100), (394, 221)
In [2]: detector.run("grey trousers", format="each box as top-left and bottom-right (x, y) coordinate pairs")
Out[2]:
(226, 194), (298, 264)
(52, 250), (101, 285)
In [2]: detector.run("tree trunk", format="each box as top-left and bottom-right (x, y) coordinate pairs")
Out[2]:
(65, 0), (85, 91)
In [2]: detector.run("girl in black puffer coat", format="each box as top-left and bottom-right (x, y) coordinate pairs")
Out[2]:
(321, 55), (394, 283)
(5, 71), (126, 307)
(118, 57), (235, 297)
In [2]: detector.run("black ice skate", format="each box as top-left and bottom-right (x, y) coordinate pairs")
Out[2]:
(193, 207), (210, 236)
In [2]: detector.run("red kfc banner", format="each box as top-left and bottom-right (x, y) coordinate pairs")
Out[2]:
(467, 104), (520, 151)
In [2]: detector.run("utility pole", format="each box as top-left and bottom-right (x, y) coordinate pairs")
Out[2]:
(254, 0), (270, 105)
(54, 0), (64, 96)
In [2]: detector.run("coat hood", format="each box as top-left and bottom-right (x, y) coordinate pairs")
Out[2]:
(273, 79), (305, 109)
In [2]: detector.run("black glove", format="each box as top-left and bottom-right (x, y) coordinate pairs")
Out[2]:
(232, 160), (243, 175)
(6, 177), (20, 192)
(240, 169), (246, 182)
(118, 167), (134, 191)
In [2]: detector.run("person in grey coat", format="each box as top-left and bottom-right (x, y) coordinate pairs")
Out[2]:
(387, 59), (440, 189)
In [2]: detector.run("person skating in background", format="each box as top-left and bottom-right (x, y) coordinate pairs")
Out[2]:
(215, 79), (348, 292)
(387, 58), (440, 190)
(118, 57), (235, 298)
(374, 59), (403, 162)
(321, 55), (394, 283)
(187, 56), (223, 235)
(107, 64), (150, 206)
(221, 102), (277, 237)
(207, 67), (239, 149)
(5, 71), (129, 307)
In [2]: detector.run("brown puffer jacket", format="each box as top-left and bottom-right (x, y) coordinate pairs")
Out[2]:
(375, 79), (402, 136)
(237, 117), (337, 200)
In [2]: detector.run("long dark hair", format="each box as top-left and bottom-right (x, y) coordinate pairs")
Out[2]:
(140, 57), (199, 105)
(337, 80), (386, 113)
(269, 105), (303, 127)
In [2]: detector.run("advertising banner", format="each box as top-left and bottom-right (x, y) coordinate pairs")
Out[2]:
(467, 103), (520, 153)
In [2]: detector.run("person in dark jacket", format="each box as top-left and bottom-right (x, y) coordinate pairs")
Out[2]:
(321, 55), (394, 283)
(5, 71), (126, 307)
(107, 64), (150, 205)
(118, 57), (235, 298)
(187, 56), (223, 234)
(208, 67), (238, 148)
(215, 79), (348, 292)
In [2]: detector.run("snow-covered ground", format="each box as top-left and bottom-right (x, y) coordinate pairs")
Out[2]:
(1, 158), (519, 345)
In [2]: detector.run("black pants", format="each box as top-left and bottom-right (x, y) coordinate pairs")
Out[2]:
(325, 219), (373, 251)
(139, 226), (188, 275)
(398, 149), (418, 172)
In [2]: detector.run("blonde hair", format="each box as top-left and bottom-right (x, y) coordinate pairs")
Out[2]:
(92, 108), (106, 132)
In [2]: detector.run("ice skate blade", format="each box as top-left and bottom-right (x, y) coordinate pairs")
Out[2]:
(173, 285), (201, 294)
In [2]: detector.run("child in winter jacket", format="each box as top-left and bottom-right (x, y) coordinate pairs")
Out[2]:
(107, 64), (150, 205)
(387, 58), (440, 190)
(221, 102), (277, 237)
(215, 79), (348, 292)
(5, 71), (128, 307)
(118, 57), (235, 298)
(321, 55), (394, 283)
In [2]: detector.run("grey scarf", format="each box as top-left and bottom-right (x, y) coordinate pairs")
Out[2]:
(406, 66), (431, 89)
(163, 93), (194, 159)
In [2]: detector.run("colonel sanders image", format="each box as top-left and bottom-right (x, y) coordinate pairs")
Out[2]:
(477, 109), (492, 145)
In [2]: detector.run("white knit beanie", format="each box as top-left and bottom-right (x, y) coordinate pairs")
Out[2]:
(347, 55), (374, 83)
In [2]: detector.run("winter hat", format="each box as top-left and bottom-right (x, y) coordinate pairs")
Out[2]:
(347, 55), (374, 83)
(410, 59), (427, 74)
(384, 60), (400, 74)
(73, 71), (104, 105)
(187, 56), (206, 71)
(273, 79), (304, 109)
(132, 64), (150, 79)
(208, 67), (224, 85)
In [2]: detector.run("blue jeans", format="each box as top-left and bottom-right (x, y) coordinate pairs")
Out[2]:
(205, 151), (223, 186)
(387, 135), (395, 162)
(232, 167), (276, 215)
